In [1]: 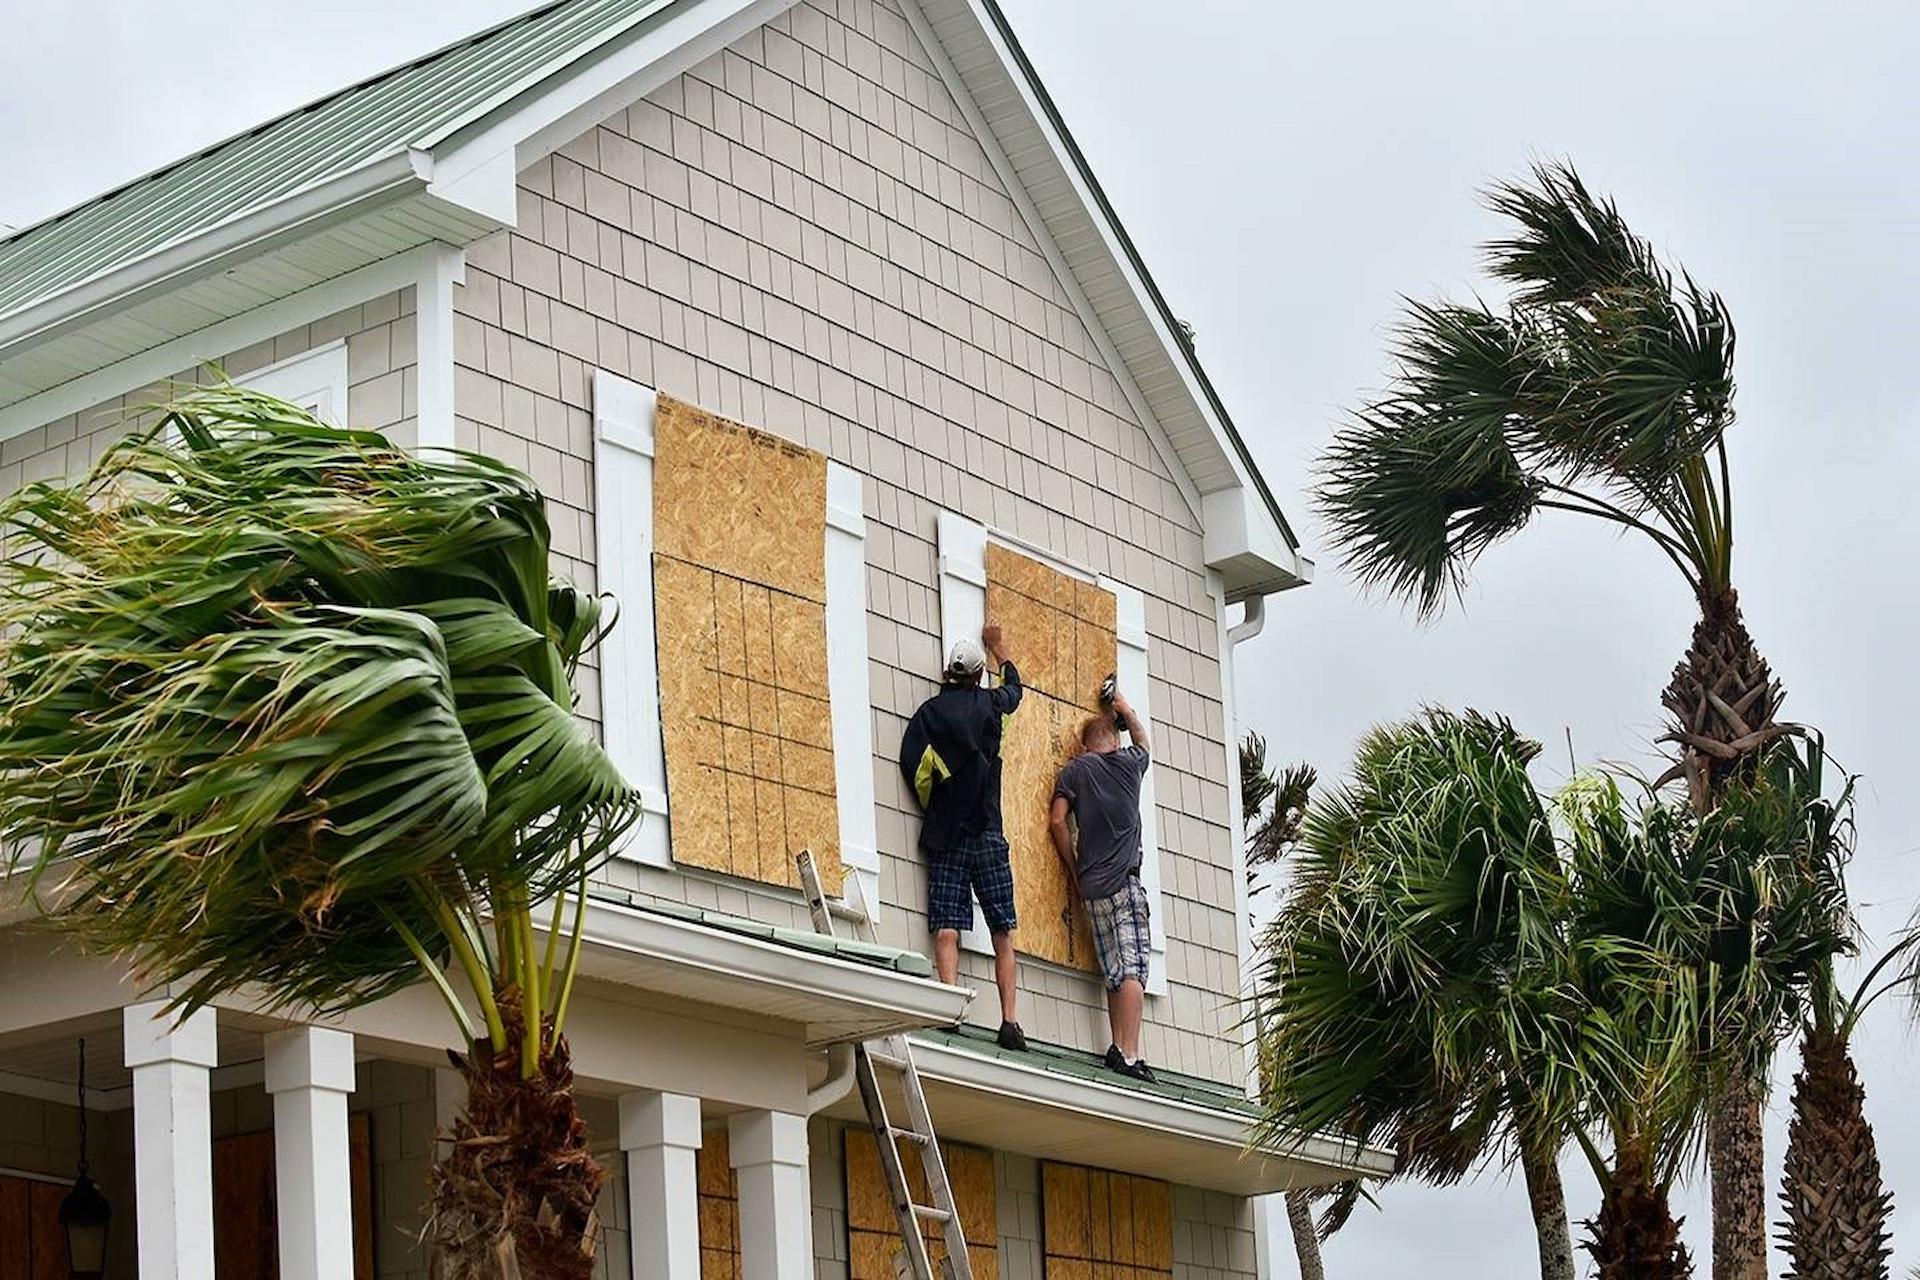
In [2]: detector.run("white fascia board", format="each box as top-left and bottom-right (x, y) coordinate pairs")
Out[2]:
(0, 150), (429, 360)
(423, 0), (800, 228)
(0, 242), (448, 444)
(575, 896), (971, 1043)
(907, 1032), (1396, 1187)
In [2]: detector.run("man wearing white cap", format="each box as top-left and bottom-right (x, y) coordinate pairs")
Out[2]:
(898, 623), (1028, 1050)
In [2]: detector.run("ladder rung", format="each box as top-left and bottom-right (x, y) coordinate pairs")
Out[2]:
(889, 1126), (931, 1146)
(866, 1046), (907, 1070)
(909, 1203), (952, 1225)
(826, 899), (869, 924)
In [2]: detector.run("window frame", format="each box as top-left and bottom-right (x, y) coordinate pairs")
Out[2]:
(934, 511), (1167, 995)
(590, 369), (880, 912)
(236, 341), (349, 424)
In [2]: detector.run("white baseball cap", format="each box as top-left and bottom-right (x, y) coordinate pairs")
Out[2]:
(944, 637), (986, 680)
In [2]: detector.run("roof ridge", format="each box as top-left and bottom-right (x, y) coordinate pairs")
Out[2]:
(0, 0), (578, 251)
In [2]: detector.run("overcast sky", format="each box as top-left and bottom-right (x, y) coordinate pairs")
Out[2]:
(5, 2), (1918, 1276)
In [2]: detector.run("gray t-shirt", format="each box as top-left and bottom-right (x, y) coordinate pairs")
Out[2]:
(1053, 744), (1150, 900)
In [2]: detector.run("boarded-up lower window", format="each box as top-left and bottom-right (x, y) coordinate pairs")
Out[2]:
(696, 1128), (741, 1280)
(985, 542), (1116, 972)
(1041, 1161), (1173, 1278)
(210, 1112), (375, 1279)
(0, 1173), (67, 1280)
(652, 393), (842, 893)
(845, 1132), (997, 1279)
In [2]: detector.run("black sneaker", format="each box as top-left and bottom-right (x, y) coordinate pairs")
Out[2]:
(1103, 1044), (1126, 1072)
(996, 1020), (1028, 1052)
(1122, 1057), (1157, 1084)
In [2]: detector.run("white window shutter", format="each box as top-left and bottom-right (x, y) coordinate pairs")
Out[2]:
(1101, 576), (1167, 995)
(826, 462), (880, 916)
(591, 369), (670, 867)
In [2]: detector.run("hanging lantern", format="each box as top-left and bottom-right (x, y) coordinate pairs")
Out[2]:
(59, 1038), (111, 1278)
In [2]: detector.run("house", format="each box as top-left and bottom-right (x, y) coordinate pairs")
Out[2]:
(0, 0), (1387, 1277)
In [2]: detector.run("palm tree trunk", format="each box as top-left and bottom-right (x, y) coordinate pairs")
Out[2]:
(1778, 1023), (1891, 1279)
(1666, 584), (1783, 1280)
(427, 996), (604, 1278)
(1521, 1145), (1576, 1280)
(1284, 1190), (1326, 1280)
(1708, 1074), (1768, 1280)
(1583, 1147), (1694, 1280)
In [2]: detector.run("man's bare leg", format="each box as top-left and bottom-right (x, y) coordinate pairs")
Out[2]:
(934, 928), (961, 985)
(990, 930), (1019, 1024)
(1107, 977), (1144, 1061)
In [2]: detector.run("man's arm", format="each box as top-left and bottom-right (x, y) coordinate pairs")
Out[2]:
(1048, 795), (1077, 894)
(1112, 691), (1149, 756)
(983, 622), (1023, 713)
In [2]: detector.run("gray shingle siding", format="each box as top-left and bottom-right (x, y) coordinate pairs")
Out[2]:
(456, 0), (1246, 1085)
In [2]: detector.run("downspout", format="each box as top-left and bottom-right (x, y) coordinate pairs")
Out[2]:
(805, 1043), (856, 1114)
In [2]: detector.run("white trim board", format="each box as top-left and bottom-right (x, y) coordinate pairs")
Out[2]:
(590, 370), (880, 910)
(934, 510), (1166, 995)
(237, 340), (349, 426)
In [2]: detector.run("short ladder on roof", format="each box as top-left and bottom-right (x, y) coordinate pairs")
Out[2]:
(797, 850), (975, 1280)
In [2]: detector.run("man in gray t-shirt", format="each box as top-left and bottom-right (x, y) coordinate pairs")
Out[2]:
(1049, 689), (1155, 1082)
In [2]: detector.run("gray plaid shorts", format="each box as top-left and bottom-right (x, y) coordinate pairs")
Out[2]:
(1086, 877), (1151, 991)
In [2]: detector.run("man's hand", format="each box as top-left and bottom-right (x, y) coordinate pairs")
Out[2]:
(1110, 689), (1149, 753)
(982, 622), (1008, 665)
(1110, 691), (1133, 718)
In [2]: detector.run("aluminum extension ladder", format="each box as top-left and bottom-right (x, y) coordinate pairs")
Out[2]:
(796, 850), (975, 1280)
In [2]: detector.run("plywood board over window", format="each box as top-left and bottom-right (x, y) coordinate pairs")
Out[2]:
(651, 393), (841, 893)
(984, 543), (1116, 971)
(696, 1128), (741, 1280)
(1040, 1160), (1174, 1279)
(846, 1131), (998, 1280)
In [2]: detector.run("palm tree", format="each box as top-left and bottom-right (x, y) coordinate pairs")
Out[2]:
(1240, 733), (1333, 1279)
(1254, 710), (1583, 1280)
(0, 387), (641, 1278)
(1776, 943), (1907, 1280)
(1316, 161), (1798, 1280)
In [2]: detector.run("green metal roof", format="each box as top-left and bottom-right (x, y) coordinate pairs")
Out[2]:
(913, 1022), (1260, 1116)
(0, 0), (679, 323)
(589, 886), (937, 977)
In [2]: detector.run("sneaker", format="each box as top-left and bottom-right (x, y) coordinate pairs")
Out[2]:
(996, 1020), (1028, 1052)
(1122, 1057), (1157, 1084)
(1103, 1044), (1126, 1072)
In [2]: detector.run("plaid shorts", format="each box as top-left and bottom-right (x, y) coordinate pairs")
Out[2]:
(926, 831), (1017, 934)
(1087, 877), (1152, 991)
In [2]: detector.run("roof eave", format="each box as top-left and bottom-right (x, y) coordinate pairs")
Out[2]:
(0, 149), (433, 363)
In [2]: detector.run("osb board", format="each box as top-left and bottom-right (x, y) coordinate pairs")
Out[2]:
(654, 393), (827, 602)
(846, 1130), (998, 1280)
(652, 394), (840, 893)
(983, 543), (1116, 705)
(211, 1112), (376, 1280)
(984, 543), (1115, 971)
(1041, 1161), (1174, 1276)
(698, 1127), (742, 1280)
(0, 1174), (65, 1280)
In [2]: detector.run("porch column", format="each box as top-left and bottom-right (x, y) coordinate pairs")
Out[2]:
(263, 1025), (357, 1280)
(620, 1090), (702, 1279)
(728, 1109), (812, 1280)
(123, 1000), (218, 1280)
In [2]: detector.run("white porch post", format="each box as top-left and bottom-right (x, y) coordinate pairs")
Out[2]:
(123, 1000), (218, 1280)
(263, 1025), (357, 1280)
(620, 1091), (702, 1279)
(728, 1110), (812, 1280)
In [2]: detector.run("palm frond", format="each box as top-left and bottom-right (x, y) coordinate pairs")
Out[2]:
(0, 385), (641, 1020)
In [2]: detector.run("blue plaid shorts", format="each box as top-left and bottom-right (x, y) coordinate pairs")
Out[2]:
(1086, 877), (1152, 991)
(926, 831), (1016, 935)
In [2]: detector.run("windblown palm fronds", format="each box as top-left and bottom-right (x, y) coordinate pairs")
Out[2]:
(0, 386), (640, 1277)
